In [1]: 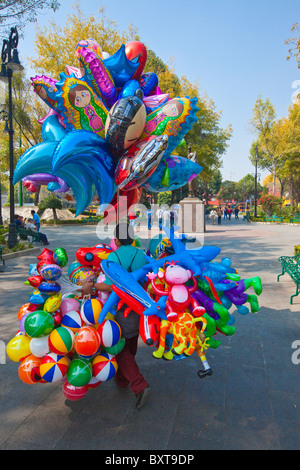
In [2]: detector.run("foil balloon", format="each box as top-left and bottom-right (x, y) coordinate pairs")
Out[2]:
(143, 155), (203, 192)
(118, 79), (142, 100)
(55, 74), (109, 138)
(139, 72), (159, 97)
(105, 95), (146, 160)
(103, 44), (140, 87)
(143, 93), (170, 114)
(31, 75), (58, 112)
(124, 41), (147, 80)
(115, 135), (168, 191)
(77, 45), (117, 109)
(75, 38), (103, 59)
(101, 187), (142, 224)
(141, 97), (199, 158)
(53, 247), (68, 268)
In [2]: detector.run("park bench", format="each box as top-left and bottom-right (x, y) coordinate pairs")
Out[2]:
(289, 215), (300, 224)
(277, 253), (300, 304)
(17, 227), (43, 244)
(263, 214), (284, 223)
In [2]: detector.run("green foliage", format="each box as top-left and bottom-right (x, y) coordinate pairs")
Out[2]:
(157, 191), (172, 207)
(39, 194), (62, 211)
(294, 245), (300, 255)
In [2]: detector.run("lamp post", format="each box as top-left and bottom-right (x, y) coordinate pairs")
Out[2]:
(0, 26), (23, 248)
(0, 110), (9, 226)
(254, 145), (259, 218)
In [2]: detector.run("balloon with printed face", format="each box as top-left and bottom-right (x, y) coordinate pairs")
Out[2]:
(55, 74), (109, 138)
(31, 75), (58, 112)
(105, 95), (146, 160)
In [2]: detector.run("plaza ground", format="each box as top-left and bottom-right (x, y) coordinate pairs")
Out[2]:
(0, 217), (299, 450)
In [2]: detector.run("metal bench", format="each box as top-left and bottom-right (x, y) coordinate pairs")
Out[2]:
(277, 253), (300, 304)
(0, 245), (5, 267)
(264, 214), (284, 223)
(289, 215), (300, 224)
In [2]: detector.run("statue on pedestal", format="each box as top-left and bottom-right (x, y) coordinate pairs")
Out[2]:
(187, 146), (199, 198)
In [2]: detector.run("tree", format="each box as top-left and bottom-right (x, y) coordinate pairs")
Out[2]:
(0, 0), (60, 38)
(238, 174), (263, 202)
(218, 180), (241, 203)
(285, 23), (300, 68)
(38, 193), (62, 223)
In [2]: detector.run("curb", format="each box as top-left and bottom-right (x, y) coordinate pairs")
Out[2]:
(2, 246), (42, 261)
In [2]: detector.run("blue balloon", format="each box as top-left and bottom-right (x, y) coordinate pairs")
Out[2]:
(13, 141), (57, 186)
(52, 130), (116, 216)
(103, 44), (140, 87)
(118, 79), (141, 99)
(42, 114), (68, 143)
(139, 72), (158, 97)
(143, 155), (202, 192)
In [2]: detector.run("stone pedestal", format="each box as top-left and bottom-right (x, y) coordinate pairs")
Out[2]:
(179, 198), (206, 233)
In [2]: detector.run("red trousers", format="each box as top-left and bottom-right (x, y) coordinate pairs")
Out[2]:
(115, 335), (149, 395)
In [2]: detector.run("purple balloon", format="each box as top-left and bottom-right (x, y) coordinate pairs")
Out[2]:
(60, 298), (81, 316)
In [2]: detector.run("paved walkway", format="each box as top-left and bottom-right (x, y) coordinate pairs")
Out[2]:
(0, 219), (299, 450)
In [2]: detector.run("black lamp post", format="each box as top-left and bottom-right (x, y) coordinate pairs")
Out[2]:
(0, 27), (23, 248)
(254, 145), (259, 218)
(0, 110), (9, 226)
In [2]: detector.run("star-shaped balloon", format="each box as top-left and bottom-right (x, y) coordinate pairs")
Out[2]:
(103, 44), (140, 87)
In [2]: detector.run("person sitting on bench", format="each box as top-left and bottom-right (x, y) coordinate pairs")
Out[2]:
(26, 218), (50, 245)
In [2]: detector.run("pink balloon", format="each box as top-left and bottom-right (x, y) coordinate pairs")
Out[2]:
(62, 380), (89, 401)
(60, 298), (81, 316)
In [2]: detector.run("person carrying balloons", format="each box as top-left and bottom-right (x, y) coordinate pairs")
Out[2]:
(81, 223), (151, 409)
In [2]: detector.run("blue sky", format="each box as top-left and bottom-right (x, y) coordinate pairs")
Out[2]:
(17, 0), (300, 182)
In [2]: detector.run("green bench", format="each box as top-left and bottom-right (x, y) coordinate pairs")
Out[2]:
(17, 227), (43, 245)
(263, 214), (284, 223)
(277, 253), (300, 304)
(289, 215), (300, 224)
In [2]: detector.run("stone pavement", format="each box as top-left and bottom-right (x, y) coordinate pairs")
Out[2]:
(0, 218), (299, 450)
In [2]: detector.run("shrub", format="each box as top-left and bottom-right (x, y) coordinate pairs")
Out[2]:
(259, 195), (282, 216)
(295, 245), (300, 255)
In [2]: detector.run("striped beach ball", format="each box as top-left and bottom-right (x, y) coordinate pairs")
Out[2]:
(96, 319), (121, 348)
(92, 352), (118, 382)
(80, 299), (103, 325)
(61, 310), (85, 333)
(48, 326), (74, 355)
(39, 353), (70, 383)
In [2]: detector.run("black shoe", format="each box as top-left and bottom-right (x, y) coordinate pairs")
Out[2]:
(135, 385), (151, 409)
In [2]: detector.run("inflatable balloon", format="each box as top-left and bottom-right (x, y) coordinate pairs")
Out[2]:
(24, 310), (55, 338)
(74, 326), (101, 359)
(18, 355), (43, 384)
(67, 357), (92, 387)
(29, 336), (50, 358)
(40, 353), (70, 383)
(6, 334), (31, 362)
(92, 352), (118, 382)
(63, 380), (89, 401)
(61, 310), (85, 333)
(125, 41), (147, 80)
(105, 95), (146, 160)
(53, 247), (68, 267)
(48, 326), (75, 355)
(31, 75), (58, 111)
(80, 299), (103, 325)
(103, 44), (139, 87)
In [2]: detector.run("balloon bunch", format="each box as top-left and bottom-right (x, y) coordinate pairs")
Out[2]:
(6, 246), (124, 401)
(13, 38), (202, 217)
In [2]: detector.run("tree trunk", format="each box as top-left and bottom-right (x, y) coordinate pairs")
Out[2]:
(52, 208), (57, 225)
(34, 185), (41, 205)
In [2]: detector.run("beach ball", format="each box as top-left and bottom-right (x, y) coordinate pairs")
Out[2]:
(40, 264), (63, 281)
(67, 357), (92, 387)
(61, 310), (85, 333)
(30, 336), (50, 358)
(103, 337), (125, 355)
(60, 297), (80, 316)
(48, 326), (74, 355)
(88, 376), (102, 390)
(74, 326), (100, 358)
(53, 247), (68, 268)
(80, 299), (103, 325)
(44, 293), (62, 313)
(96, 319), (121, 348)
(6, 334), (31, 362)
(18, 355), (43, 384)
(24, 310), (54, 338)
(18, 303), (38, 321)
(39, 353), (70, 383)
(62, 380), (89, 401)
(92, 352), (118, 382)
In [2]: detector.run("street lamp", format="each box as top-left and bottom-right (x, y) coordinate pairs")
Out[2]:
(0, 26), (23, 248)
(254, 145), (259, 218)
(0, 110), (9, 226)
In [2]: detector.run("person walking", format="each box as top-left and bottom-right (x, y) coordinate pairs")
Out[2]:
(156, 208), (163, 231)
(210, 209), (217, 225)
(234, 207), (239, 219)
(81, 223), (151, 409)
(217, 207), (222, 225)
(145, 208), (153, 230)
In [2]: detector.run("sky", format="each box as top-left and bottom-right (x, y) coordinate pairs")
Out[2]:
(16, 0), (300, 182)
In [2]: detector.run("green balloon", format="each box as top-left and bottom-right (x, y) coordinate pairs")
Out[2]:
(24, 310), (54, 338)
(53, 247), (68, 268)
(67, 358), (92, 387)
(103, 337), (125, 355)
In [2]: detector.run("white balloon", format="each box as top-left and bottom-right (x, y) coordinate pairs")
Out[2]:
(30, 336), (50, 357)
(102, 51), (110, 60)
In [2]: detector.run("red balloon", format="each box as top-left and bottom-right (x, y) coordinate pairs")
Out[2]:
(37, 248), (55, 263)
(62, 380), (89, 401)
(74, 326), (101, 358)
(27, 275), (44, 288)
(125, 41), (147, 80)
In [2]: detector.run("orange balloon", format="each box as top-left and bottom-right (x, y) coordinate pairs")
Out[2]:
(18, 355), (43, 385)
(74, 326), (101, 358)
(18, 303), (37, 321)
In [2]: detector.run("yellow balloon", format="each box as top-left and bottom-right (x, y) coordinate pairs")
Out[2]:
(44, 293), (62, 313)
(6, 335), (31, 362)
